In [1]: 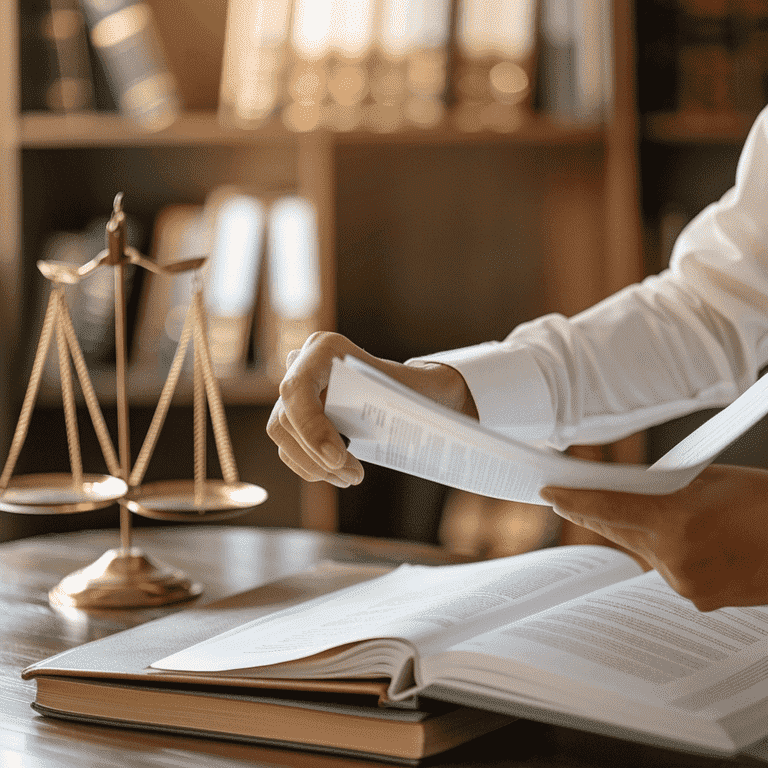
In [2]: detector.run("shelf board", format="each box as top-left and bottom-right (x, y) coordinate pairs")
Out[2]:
(37, 364), (279, 407)
(333, 116), (605, 147)
(19, 110), (605, 150)
(644, 111), (756, 144)
(19, 111), (298, 148)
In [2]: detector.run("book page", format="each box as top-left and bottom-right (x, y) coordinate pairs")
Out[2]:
(424, 571), (768, 732)
(326, 357), (768, 504)
(151, 545), (641, 674)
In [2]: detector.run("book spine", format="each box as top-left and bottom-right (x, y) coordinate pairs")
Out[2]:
(730, 0), (768, 114)
(218, 0), (293, 129)
(676, 0), (734, 113)
(636, 0), (679, 114)
(43, 0), (95, 112)
(265, 196), (321, 382)
(77, 0), (181, 129)
(21, 0), (93, 112)
(536, 0), (575, 119)
(202, 189), (266, 377)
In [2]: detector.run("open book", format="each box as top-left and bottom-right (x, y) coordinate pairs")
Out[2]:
(149, 545), (768, 757)
(324, 355), (768, 504)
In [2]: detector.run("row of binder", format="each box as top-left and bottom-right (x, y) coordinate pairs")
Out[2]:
(38, 188), (321, 388)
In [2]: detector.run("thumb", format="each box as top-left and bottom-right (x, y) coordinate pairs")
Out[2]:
(540, 486), (660, 532)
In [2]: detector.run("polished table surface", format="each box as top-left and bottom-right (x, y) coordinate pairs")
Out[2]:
(0, 525), (759, 768)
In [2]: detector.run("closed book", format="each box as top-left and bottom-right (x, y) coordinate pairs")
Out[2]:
(77, 0), (181, 129)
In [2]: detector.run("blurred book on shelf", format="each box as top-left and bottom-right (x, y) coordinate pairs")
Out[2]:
(77, 0), (181, 130)
(364, 0), (454, 131)
(730, 0), (768, 115)
(636, 0), (679, 114)
(134, 189), (266, 380)
(219, 0), (537, 133)
(264, 196), (322, 383)
(535, 0), (613, 124)
(201, 188), (267, 378)
(133, 204), (205, 374)
(640, 1), (768, 135)
(218, 0), (293, 129)
(676, 0), (733, 114)
(20, 0), (94, 112)
(452, 0), (538, 132)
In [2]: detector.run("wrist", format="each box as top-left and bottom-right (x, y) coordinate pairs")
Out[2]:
(406, 361), (478, 419)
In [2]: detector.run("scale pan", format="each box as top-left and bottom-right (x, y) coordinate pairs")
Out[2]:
(0, 473), (128, 514)
(123, 479), (268, 521)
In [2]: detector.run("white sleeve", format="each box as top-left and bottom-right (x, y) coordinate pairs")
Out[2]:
(409, 106), (768, 451)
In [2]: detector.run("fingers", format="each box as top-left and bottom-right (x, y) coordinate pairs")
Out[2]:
(276, 333), (357, 470)
(267, 332), (370, 485)
(267, 399), (364, 486)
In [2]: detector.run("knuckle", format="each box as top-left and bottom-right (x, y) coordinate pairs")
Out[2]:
(278, 373), (301, 400)
(305, 330), (336, 348)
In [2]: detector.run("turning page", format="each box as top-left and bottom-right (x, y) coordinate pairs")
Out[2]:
(324, 356), (768, 504)
(151, 545), (641, 678)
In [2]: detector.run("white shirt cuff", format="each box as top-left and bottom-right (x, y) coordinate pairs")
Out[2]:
(407, 343), (555, 444)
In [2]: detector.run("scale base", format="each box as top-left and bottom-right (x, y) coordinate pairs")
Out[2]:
(49, 547), (203, 609)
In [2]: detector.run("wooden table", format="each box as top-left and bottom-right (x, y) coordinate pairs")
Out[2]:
(0, 525), (755, 768)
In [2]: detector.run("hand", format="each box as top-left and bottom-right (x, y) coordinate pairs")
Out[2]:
(267, 332), (477, 488)
(540, 464), (768, 611)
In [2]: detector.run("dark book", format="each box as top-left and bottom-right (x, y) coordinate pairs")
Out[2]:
(77, 0), (181, 129)
(21, 0), (94, 112)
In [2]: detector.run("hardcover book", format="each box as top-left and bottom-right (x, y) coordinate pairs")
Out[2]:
(23, 561), (513, 764)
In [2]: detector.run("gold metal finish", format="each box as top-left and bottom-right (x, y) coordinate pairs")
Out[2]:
(123, 479), (268, 520)
(0, 473), (127, 514)
(49, 546), (203, 609)
(3, 193), (263, 609)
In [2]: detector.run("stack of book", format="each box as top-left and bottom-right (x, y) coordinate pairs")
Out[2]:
(22, 550), (768, 762)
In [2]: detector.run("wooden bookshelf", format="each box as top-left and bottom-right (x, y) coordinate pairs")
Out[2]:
(1, 0), (648, 542)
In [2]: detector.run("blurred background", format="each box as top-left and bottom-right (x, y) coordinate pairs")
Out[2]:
(1, 0), (767, 557)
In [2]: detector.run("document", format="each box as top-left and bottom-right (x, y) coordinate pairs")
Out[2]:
(322, 356), (768, 504)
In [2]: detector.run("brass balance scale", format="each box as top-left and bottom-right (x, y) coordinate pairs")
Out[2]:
(0, 194), (268, 609)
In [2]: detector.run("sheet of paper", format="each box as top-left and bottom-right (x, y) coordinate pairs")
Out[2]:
(325, 356), (758, 504)
(325, 357), (768, 503)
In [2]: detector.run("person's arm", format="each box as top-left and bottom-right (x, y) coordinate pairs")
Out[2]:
(268, 107), (768, 486)
(412, 106), (768, 451)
